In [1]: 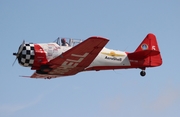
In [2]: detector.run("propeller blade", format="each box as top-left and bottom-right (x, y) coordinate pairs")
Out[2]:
(17, 40), (25, 55)
(12, 58), (17, 66)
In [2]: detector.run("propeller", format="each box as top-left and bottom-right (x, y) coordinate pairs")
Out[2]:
(12, 40), (25, 66)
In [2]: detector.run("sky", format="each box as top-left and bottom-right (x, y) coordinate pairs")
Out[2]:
(0, 0), (180, 117)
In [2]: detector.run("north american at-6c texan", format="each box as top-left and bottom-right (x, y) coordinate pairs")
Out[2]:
(13, 33), (162, 79)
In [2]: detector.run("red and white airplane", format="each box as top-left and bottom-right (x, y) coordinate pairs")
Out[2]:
(13, 33), (162, 79)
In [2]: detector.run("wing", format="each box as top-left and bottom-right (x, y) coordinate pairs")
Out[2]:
(30, 36), (109, 78)
(29, 72), (61, 78)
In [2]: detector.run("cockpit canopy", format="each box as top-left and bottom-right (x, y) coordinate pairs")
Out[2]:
(54, 37), (83, 47)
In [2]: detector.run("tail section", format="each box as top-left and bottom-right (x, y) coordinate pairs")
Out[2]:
(128, 33), (162, 67)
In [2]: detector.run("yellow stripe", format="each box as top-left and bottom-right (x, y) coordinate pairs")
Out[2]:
(101, 51), (125, 57)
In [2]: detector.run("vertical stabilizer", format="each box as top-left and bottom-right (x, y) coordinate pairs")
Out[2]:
(135, 33), (160, 52)
(128, 33), (162, 67)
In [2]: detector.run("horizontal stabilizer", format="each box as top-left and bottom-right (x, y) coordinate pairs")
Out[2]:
(128, 50), (160, 60)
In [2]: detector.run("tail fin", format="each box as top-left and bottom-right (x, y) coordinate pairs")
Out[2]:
(128, 33), (162, 67)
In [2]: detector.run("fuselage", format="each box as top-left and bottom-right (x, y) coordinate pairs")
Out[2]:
(17, 42), (132, 71)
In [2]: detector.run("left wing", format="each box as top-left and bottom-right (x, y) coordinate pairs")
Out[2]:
(30, 36), (109, 78)
(29, 72), (62, 79)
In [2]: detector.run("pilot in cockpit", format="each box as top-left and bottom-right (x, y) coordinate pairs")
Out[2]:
(61, 38), (69, 46)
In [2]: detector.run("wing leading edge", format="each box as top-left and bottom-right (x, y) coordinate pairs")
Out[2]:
(30, 36), (109, 78)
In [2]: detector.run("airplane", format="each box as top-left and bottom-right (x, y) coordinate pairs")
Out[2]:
(13, 33), (162, 79)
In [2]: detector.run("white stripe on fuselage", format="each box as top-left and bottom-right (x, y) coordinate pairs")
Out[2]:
(86, 47), (131, 68)
(38, 43), (72, 61)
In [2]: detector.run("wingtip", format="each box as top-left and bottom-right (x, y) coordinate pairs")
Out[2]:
(19, 75), (31, 78)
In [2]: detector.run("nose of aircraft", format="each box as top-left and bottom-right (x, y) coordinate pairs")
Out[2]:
(13, 43), (35, 67)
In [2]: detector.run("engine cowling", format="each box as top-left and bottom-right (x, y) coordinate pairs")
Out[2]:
(14, 42), (63, 69)
(18, 43), (35, 67)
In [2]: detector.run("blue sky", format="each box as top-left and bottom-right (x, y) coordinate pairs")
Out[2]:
(1, 0), (180, 117)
